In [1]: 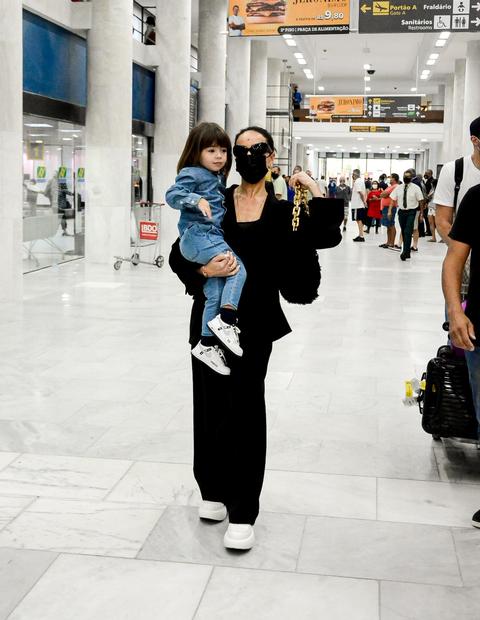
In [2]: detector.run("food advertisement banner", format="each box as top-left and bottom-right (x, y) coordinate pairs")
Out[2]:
(228, 0), (350, 36)
(309, 96), (364, 119)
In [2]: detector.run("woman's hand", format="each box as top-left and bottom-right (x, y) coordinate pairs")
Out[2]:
(288, 172), (323, 198)
(203, 252), (239, 278)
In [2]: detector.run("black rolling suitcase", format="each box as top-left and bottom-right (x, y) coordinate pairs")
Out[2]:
(418, 344), (478, 441)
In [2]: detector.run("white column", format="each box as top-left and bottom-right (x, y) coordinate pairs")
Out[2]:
(426, 142), (441, 175)
(249, 40), (268, 127)
(295, 141), (303, 169)
(441, 76), (454, 164)
(85, 0), (132, 264)
(463, 40), (480, 153)
(431, 84), (444, 109)
(153, 0), (192, 252)
(267, 57), (282, 110)
(226, 36), (251, 139)
(0, 0), (22, 300)
(451, 59), (466, 159)
(198, 0), (228, 127)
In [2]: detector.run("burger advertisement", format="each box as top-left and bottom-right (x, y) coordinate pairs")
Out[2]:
(228, 0), (350, 36)
(309, 96), (365, 120)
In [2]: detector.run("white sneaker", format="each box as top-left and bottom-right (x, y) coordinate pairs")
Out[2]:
(191, 342), (230, 375)
(224, 523), (255, 550)
(207, 315), (243, 357)
(198, 501), (227, 521)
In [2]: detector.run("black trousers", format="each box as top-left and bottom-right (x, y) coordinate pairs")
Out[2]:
(192, 337), (273, 525)
(398, 209), (417, 258)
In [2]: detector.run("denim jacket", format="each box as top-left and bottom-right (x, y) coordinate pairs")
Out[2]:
(165, 166), (226, 236)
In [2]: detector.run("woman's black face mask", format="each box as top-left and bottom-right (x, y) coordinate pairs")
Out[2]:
(233, 142), (272, 184)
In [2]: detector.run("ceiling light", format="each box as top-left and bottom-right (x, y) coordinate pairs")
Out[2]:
(283, 34), (292, 39)
(337, 144), (342, 147)
(435, 39), (447, 47)
(364, 76), (371, 82)
(363, 63), (371, 70)
(365, 87), (371, 92)
(318, 86), (325, 91)
(72, 134), (79, 138)
(294, 136), (301, 140)
(426, 59), (435, 65)
(420, 74), (429, 80)
(307, 143), (313, 147)
(59, 129), (81, 133)
(429, 53), (439, 59)
(439, 31), (450, 39)
(422, 69), (431, 74)
(62, 138), (72, 141)
(35, 140), (43, 143)
(395, 145), (400, 148)
(28, 134), (48, 137)
(410, 87), (417, 92)
(306, 74), (314, 80)
(25, 123), (53, 128)
(297, 58), (307, 65)
(286, 39), (297, 46)
(421, 138), (427, 142)
(294, 52), (304, 58)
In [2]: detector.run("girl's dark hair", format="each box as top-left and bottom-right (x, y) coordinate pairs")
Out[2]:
(234, 126), (275, 153)
(177, 122), (232, 175)
(391, 173), (400, 182)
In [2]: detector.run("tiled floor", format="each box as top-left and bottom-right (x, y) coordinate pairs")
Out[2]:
(2, 228), (480, 619)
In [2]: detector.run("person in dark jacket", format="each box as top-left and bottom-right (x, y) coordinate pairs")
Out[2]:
(169, 125), (342, 552)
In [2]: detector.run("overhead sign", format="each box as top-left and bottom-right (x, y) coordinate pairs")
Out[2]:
(309, 96), (364, 119)
(228, 0), (350, 36)
(365, 96), (422, 119)
(359, 0), (480, 33)
(350, 125), (391, 132)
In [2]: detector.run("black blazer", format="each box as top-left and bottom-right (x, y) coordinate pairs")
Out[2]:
(169, 187), (343, 346)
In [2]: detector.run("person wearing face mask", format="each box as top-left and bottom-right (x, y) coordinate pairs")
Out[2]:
(366, 181), (382, 234)
(390, 170), (425, 261)
(169, 126), (343, 551)
(271, 165), (288, 200)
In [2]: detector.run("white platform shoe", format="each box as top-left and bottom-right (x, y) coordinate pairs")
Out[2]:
(224, 523), (255, 550)
(198, 501), (227, 521)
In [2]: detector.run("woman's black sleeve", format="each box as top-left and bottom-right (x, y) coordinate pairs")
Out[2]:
(168, 238), (205, 297)
(307, 197), (344, 249)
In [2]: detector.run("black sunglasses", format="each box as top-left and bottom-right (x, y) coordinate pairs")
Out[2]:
(233, 142), (272, 157)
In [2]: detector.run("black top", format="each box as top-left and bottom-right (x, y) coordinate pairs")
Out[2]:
(449, 184), (480, 336)
(169, 186), (343, 346)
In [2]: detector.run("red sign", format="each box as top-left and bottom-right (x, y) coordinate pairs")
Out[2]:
(139, 221), (158, 240)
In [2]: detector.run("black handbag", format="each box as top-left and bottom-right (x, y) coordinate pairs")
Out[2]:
(418, 345), (478, 440)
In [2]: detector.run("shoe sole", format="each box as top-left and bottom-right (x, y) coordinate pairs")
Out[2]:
(224, 530), (255, 550)
(472, 520), (480, 529)
(191, 349), (231, 375)
(199, 507), (227, 521)
(207, 320), (243, 357)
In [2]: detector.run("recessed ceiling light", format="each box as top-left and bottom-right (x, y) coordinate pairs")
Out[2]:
(306, 74), (314, 79)
(297, 58), (307, 65)
(294, 136), (301, 140)
(426, 59), (435, 65)
(59, 129), (81, 133)
(337, 144), (342, 147)
(62, 138), (72, 141)
(294, 52), (304, 58)
(410, 87), (417, 92)
(365, 87), (371, 92)
(422, 69), (431, 74)
(286, 39), (297, 46)
(420, 74), (429, 80)
(421, 138), (428, 142)
(364, 76), (371, 82)
(435, 39), (447, 47)
(25, 123), (53, 128)
(395, 145), (400, 148)
(429, 53), (439, 59)
(318, 86), (325, 91)
(35, 140), (43, 143)
(439, 31), (450, 39)
(282, 34), (292, 39)
(28, 134), (48, 137)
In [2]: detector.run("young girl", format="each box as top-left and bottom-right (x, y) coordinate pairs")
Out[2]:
(166, 122), (246, 376)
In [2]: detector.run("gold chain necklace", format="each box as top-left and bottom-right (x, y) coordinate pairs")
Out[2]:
(292, 184), (309, 231)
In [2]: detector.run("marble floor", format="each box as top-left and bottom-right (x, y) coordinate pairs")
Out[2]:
(2, 227), (480, 619)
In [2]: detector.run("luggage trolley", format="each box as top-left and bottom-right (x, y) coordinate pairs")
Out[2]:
(114, 201), (164, 270)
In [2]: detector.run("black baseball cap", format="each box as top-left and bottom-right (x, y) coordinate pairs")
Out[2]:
(470, 116), (480, 138)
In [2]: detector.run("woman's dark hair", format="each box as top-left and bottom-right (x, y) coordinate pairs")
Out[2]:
(177, 122), (232, 176)
(391, 173), (400, 183)
(234, 126), (275, 153)
(146, 15), (155, 26)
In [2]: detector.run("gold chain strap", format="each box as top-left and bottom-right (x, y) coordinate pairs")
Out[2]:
(292, 184), (309, 231)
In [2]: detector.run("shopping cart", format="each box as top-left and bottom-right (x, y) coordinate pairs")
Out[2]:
(113, 202), (164, 270)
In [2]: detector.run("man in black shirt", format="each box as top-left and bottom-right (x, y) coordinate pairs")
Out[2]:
(442, 183), (480, 527)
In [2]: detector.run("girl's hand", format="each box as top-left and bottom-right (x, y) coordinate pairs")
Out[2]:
(289, 172), (322, 198)
(204, 252), (239, 277)
(198, 198), (212, 219)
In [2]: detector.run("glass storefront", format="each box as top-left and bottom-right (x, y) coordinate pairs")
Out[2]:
(23, 114), (85, 273)
(321, 155), (416, 183)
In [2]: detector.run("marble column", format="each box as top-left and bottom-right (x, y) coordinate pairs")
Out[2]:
(153, 0), (192, 252)
(441, 76), (454, 164)
(198, 0), (228, 127)
(249, 40), (268, 127)
(0, 0), (23, 300)
(85, 0), (132, 264)
(451, 59), (466, 159)
(463, 40), (480, 153)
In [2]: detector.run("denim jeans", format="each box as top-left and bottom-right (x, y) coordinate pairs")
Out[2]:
(397, 209), (417, 258)
(465, 347), (480, 430)
(180, 223), (246, 337)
